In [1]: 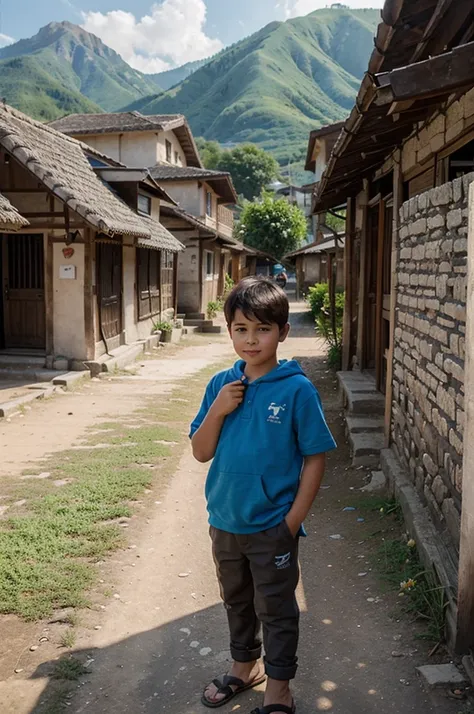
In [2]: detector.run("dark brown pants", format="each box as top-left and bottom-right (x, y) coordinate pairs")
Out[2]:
(210, 521), (300, 680)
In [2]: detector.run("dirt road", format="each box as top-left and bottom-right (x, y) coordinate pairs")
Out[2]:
(0, 305), (462, 714)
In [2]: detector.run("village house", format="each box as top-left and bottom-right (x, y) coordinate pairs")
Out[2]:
(49, 112), (250, 320)
(285, 234), (345, 300)
(312, 0), (474, 658)
(0, 104), (183, 371)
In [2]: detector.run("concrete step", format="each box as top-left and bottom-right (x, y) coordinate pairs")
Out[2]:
(183, 319), (213, 328)
(186, 312), (205, 321)
(0, 354), (46, 370)
(183, 326), (201, 335)
(346, 415), (384, 434)
(347, 390), (385, 415)
(0, 367), (60, 382)
(201, 325), (223, 334)
(349, 432), (385, 467)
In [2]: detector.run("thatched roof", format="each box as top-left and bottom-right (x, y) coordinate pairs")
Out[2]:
(0, 192), (29, 232)
(49, 111), (202, 168)
(0, 104), (183, 251)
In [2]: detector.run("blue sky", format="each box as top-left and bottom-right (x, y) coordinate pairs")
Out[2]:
(0, 0), (383, 73)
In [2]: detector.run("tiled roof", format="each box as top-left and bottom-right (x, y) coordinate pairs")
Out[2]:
(49, 111), (183, 135)
(49, 111), (203, 168)
(149, 165), (238, 204)
(0, 192), (29, 231)
(0, 104), (183, 251)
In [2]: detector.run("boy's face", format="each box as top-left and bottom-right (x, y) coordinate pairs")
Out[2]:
(229, 309), (289, 366)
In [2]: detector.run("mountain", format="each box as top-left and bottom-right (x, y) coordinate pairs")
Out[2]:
(149, 59), (210, 91)
(0, 56), (102, 121)
(0, 21), (161, 113)
(126, 7), (380, 164)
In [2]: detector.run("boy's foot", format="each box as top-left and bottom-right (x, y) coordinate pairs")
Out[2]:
(202, 660), (264, 707)
(262, 678), (294, 714)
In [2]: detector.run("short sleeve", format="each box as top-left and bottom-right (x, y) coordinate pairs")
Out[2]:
(294, 387), (337, 456)
(189, 378), (217, 438)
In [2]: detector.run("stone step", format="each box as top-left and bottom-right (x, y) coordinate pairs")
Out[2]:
(183, 319), (213, 327)
(349, 432), (385, 467)
(201, 325), (223, 334)
(186, 313), (205, 320)
(346, 415), (384, 433)
(183, 326), (201, 335)
(347, 390), (385, 415)
(0, 354), (46, 370)
(0, 367), (59, 381)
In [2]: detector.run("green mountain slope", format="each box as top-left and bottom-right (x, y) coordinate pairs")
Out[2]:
(0, 55), (102, 121)
(127, 8), (380, 164)
(0, 21), (161, 113)
(149, 59), (210, 91)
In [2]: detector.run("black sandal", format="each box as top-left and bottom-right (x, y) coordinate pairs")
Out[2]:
(201, 673), (266, 709)
(250, 703), (296, 714)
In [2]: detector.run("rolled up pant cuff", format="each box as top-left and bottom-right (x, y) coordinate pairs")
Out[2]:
(264, 657), (298, 681)
(230, 644), (262, 662)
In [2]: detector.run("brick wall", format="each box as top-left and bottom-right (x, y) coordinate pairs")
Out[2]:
(392, 173), (474, 547)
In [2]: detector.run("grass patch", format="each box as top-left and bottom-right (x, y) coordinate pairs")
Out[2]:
(52, 656), (89, 681)
(372, 522), (446, 641)
(0, 358), (232, 620)
(60, 629), (77, 649)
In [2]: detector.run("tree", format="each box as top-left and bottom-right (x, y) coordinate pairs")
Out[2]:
(216, 144), (279, 201)
(236, 193), (307, 259)
(196, 138), (222, 169)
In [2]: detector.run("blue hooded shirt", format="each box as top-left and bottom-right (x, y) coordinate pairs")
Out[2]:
(190, 359), (336, 534)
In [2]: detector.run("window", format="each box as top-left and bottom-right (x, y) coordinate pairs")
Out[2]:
(174, 151), (179, 164)
(137, 193), (152, 215)
(166, 140), (172, 163)
(137, 248), (160, 319)
(206, 191), (213, 217)
(205, 250), (214, 279)
(161, 251), (174, 311)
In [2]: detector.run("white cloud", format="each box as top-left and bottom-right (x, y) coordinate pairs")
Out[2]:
(81, 0), (223, 74)
(0, 33), (14, 48)
(287, 0), (383, 17)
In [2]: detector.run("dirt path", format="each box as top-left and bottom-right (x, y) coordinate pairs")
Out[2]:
(0, 305), (462, 714)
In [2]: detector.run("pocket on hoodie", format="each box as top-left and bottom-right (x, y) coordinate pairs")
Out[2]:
(206, 470), (275, 527)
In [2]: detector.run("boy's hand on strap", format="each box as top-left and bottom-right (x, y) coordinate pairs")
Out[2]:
(212, 380), (246, 417)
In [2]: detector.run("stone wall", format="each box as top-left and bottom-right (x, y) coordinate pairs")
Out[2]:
(392, 173), (474, 547)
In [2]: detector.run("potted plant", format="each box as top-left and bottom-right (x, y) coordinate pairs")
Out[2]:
(154, 320), (173, 343)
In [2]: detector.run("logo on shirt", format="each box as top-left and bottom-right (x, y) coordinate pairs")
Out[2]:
(267, 403), (286, 424)
(275, 552), (291, 569)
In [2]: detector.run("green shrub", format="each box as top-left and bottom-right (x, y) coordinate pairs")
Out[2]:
(224, 274), (234, 296)
(307, 283), (329, 318)
(153, 320), (173, 333)
(207, 301), (221, 320)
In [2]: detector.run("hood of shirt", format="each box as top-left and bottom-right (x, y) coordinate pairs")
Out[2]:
(230, 359), (305, 385)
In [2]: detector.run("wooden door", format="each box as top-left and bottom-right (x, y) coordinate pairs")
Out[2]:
(96, 242), (122, 340)
(2, 234), (45, 349)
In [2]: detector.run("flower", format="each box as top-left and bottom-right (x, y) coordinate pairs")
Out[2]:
(400, 579), (416, 591)
(407, 539), (416, 548)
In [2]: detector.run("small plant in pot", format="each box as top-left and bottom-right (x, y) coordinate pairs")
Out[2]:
(154, 320), (173, 343)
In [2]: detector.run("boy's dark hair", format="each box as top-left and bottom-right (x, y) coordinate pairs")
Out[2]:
(224, 276), (289, 330)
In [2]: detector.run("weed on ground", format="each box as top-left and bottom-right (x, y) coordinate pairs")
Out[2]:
(0, 359), (231, 621)
(357, 494), (447, 643)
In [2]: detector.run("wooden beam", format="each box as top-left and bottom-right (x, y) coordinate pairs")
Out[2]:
(342, 196), (355, 371)
(375, 198), (385, 391)
(45, 230), (54, 357)
(83, 228), (95, 360)
(383, 40), (474, 104)
(356, 180), (369, 369)
(410, 0), (455, 63)
(384, 151), (403, 445)
(457, 180), (474, 652)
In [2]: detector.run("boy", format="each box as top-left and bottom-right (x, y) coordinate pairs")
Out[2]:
(190, 277), (336, 714)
